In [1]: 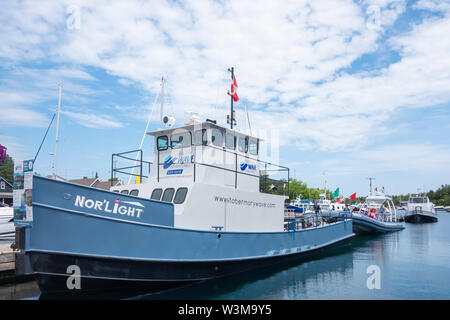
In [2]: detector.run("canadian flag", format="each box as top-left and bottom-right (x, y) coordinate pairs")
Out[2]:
(231, 75), (239, 102)
(350, 193), (357, 201)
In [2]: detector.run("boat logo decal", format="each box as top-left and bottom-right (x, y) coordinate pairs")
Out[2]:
(240, 161), (256, 171)
(74, 195), (144, 218)
(163, 154), (194, 171)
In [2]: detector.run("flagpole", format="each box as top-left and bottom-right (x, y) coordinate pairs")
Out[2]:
(229, 67), (234, 129)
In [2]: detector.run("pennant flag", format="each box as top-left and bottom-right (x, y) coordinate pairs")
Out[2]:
(350, 192), (357, 201)
(332, 187), (339, 198)
(231, 75), (239, 102)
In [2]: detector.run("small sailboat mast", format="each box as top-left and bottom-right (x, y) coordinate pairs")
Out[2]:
(52, 84), (62, 179)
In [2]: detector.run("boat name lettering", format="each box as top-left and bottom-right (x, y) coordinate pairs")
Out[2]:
(74, 195), (144, 218)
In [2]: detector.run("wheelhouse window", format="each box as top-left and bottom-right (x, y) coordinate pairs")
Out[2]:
(151, 188), (163, 200)
(238, 137), (248, 153)
(120, 190), (129, 195)
(225, 133), (236, 150)
(171, 132), (191, 149)
(129, 189), (139, 196)
(162, 188), (175, 202)
(157, 136), (169, 151)
(249, 138), (258, 155)
(173, 187), (188, 204)
(211, 128), (224, 147)
(193, 129), (208, 145)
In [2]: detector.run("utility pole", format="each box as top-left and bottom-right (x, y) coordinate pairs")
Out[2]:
(52, 84), (62, 179)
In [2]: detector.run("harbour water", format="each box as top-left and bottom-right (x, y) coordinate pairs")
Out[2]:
(1, 210), (449, 300)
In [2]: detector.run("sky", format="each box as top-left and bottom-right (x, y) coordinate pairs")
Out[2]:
(0, 0), (449, 197)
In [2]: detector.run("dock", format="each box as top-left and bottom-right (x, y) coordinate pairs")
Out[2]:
(0, 243), (15, 279)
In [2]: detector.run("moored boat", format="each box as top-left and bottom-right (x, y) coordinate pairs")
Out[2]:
(404, 195), (437, 223)
(13, 75), (354, 293)
(350, 191), (404, 234)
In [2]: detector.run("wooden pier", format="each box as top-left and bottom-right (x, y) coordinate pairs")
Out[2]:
(0, 244), (15, 278)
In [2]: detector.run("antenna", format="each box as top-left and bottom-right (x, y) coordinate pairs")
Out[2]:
(367, 177), (376, 194)
(244, 104), (252, 135)
(52, 84), (63, 179)
(159, 77), (165, 129)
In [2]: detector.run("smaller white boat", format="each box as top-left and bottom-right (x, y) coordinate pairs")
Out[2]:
(350, 191), (404, 233)
(404, 195), (437, 223)
(0, 206), (14, 240)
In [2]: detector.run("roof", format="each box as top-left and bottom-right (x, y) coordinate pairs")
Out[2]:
(93, 180), (121, 190)
(68, 177), (99, 187)
(147, 121), (262, 140)
(45, 174), (66, 181)
(0, 176), (13, 188)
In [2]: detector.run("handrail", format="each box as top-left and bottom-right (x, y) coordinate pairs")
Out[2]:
(111, 149), (152, 186)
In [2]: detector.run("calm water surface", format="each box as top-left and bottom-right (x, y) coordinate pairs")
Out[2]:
(1, 211), (449, 300)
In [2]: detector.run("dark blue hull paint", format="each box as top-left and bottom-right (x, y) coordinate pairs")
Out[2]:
(404, 213), (438, 223)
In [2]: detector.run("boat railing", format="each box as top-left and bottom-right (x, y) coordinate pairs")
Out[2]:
(155, 143), (290, 197)
(111, 149), (152, 186)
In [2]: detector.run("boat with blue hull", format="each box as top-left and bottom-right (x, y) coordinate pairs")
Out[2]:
(13, 75), (354, 293)
(350, 191), (404, 234)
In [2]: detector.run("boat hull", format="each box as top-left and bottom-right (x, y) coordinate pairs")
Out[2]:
(19, 176), (354, 293)
(404, 211), (438, 223)
(30, 235), (352, 294)
(351, 213), (404, 234)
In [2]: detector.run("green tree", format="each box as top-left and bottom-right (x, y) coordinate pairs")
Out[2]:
(0, 155), (14, 184)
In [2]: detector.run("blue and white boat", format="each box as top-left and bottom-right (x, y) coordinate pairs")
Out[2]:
(13, 78), (354, 293)
(350, 192), (404, 234)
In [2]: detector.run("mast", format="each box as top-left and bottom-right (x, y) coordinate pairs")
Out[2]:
(367, 177), (376, 194)
(52, 84), (62, 179)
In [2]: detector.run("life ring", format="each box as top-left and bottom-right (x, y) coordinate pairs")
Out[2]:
(415, 206), (422, 212)
(368, 207), (378, 219)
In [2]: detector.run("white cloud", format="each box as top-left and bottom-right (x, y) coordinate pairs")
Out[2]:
(0, 0), (449, 154)
(61, 110), (124, 128)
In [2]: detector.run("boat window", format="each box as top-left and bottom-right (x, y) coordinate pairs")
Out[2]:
(162, 188), (175, 202)
(112, 190), (119, 193)
(225, 133), (236, 150)
(249, 138), (258, 155)
(409, 198), (426, 204)
(211, 128), (224, 147)
(129, 189), (139, 196)
(171, 132), (191, 149)
(193, 129), (208, 145)
(157, 136), (169, 151)
(120, 190), (129, 195)
(173, 187), (188, 204)
(238, 137), (248, 153)
(151, 188), (163, 200)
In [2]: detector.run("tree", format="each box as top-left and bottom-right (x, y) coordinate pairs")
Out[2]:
(0, 155), (14, 184)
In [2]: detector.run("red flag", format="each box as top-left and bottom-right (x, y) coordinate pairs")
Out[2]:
(350, 193), (356, 201)
(231, 75), (239, 102)
(374, 187), (378, 192)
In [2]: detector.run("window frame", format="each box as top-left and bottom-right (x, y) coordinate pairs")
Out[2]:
(225, 133), (236, 150)
(249, 138), (259, 155)
(157, 135), (169, 151)
(161, 188), (175, 202)
(211, 128), (224, 147)
(238, 136), (248, 153)
(170, 132), (192, 149)
(173, 187), (188, 204)
(151, 188), (163, 200)
(193, 129), (208, 146)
